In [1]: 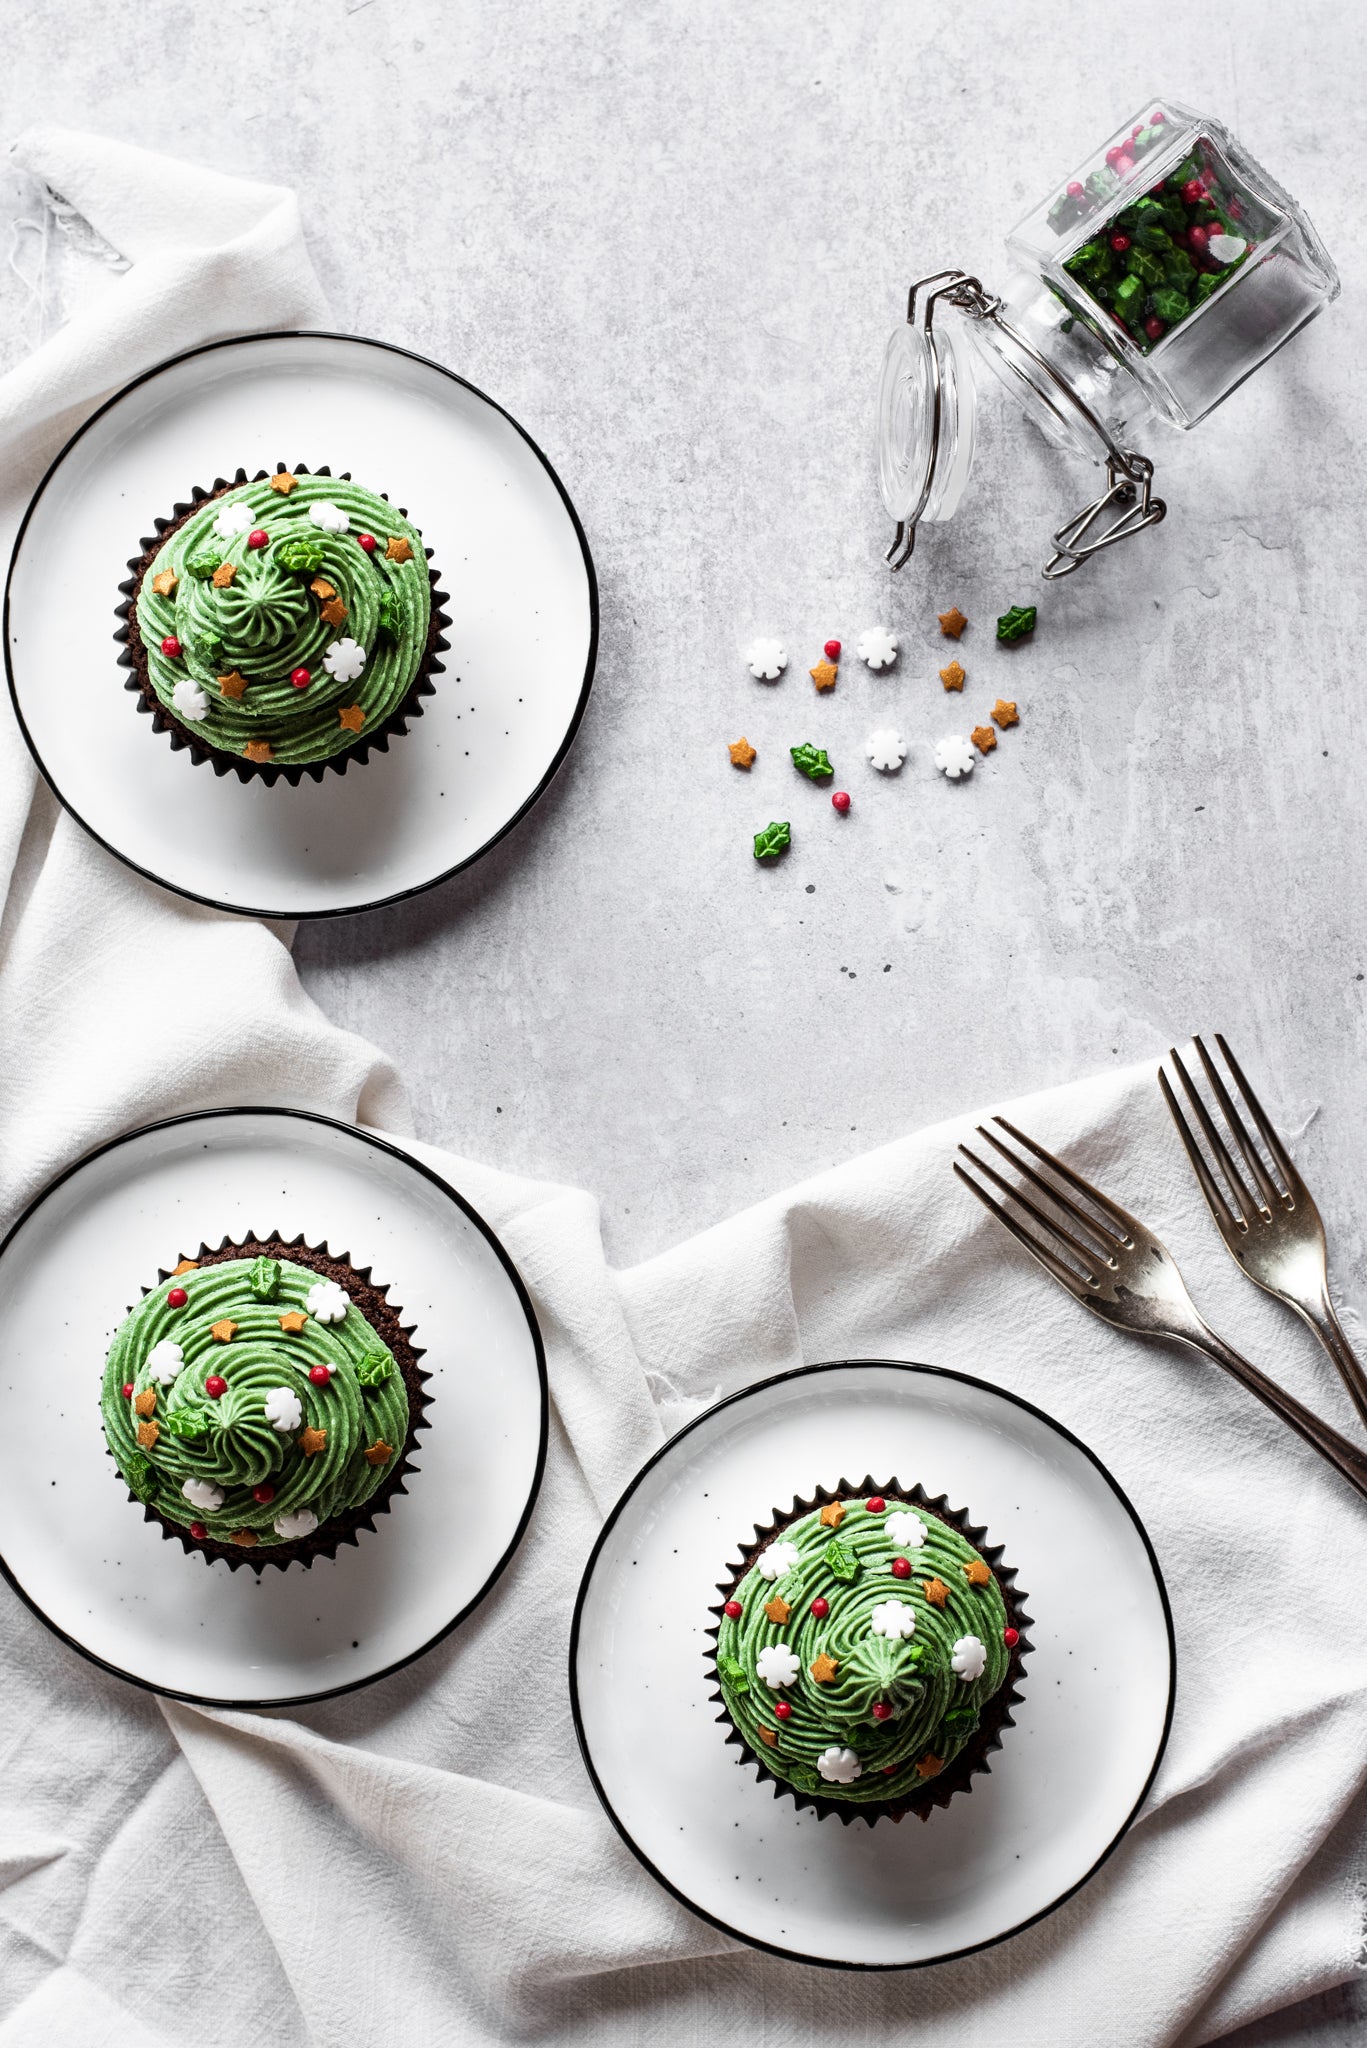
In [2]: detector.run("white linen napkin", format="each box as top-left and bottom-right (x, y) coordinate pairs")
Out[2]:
(1, 131), (1364, 2048)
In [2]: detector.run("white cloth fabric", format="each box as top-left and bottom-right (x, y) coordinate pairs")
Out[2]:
(1, 130), (1364, 2048)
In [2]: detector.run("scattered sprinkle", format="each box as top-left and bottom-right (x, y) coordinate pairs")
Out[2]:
(728, 736), (757, 768)
(269, 471), (297, 494)
(753, 821), (791, 861)
(938, 607), (968, 639)
(243, 741), (273, 764)
(933, 735), (975, 780)
(152, 568), (178, 597)
(791, 742), (834, 780)
(746, 638), (787, 681)
(211, 561), (237, 589)
(991, 699), (1019, 728)
(386, 536), (414, 563)
(338, 705), (366, 734)
(210, 1319), (238, 1343)
(865, 728), (906, 772)
(996, 605), (1036, 643)
(972, 724), (997, 753)
(857, 626), (898, 669)
(809, 660), (838, 692)
(940, 660), (965, 691)
(218, 671), (249, 700)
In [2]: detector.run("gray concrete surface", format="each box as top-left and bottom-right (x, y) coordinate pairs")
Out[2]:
(4, 1), (1365, 2037)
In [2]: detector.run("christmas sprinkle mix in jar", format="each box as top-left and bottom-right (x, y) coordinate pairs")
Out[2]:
(877, 98), (1337, 578)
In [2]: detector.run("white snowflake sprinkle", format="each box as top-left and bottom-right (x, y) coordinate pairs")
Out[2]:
(144, 1340), (184, 1386)
(756, 1539), (799, 1582)
(934, 734), (975, 780)
(171, 678), (210, 722)
(865, 727), (907, 772)
(212, 500), (254, 539)
(274, 1508), (318, 1541)
(322, 638), (366, 684)
(952, 1634), (987, 1681)
(817, 1745), (862, 1784)
(309, 500), (350, 534)
(885, 1510), (927, 1550)
(263, 1387), (303, 1434)
(857, 626), (899, 670)
(1208, 233), (1247, 266)
(746, 637), (787, 682)
(870, 1599), (917, 1640)
(305, 1280), (350, 1324)
(756, 1643), (801, 1689)
(181, 1477), (224, 1512)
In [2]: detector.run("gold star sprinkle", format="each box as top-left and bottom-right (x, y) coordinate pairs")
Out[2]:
(915, 1752), (944, 1779)
(363, 1439), (394, 1466)
(972, 724), (997, 754)
(938, 607), (968, 639)
(212, 562), (237, 589)
(269, 471), (297, 494)
(319, 596), (348, 627)
(210, 1319), (237, 1344)
(299, 1427), (327, 1457)
(229, 1529), (259, 1547)
(809, 660), (838, 692)
(764, 1595), (791, 1625)
(991, 699), (1019, 729)
(338, 704), (366, 734)
(218, 671), (248, 700)
(309, 577), (337, 600)
(278, 1311), (308, 1334)
(811, 1653), (839, 1684)
(172, 1259), (199, 1276)
(728, 736), (757, 769)
(923, 1577), (949, 1608)
(136, 1419), (159, 1450)
(152, 568), (179, 598)
(759, 1726), (779, 1747)
(133, 1388), (157, 1419)
(940, 660), (965, 691)
(243, 741), (273, 764)
(964, 1558), (993, 1586)
(385, 536), (413, 563)
(819, 1501), (846, 1529)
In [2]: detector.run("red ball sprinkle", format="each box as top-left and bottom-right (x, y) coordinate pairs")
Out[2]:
(122, 1382), (134, 1399)
(1187, 224), (1209, 253)
(810, 1596), (829, 1618)
(1104, 145), (1124, 167)
(831, 790), (851, 814)
(1144, 315), (1166, 341)
(723, 1599), (742, 1618)
(1131, 124), (1144, 139)
(866, 1496), (886, 1513)
(1004, 1626), (1020, 1648)
(1182, 178), (1206, 205)
(1151, 110), (1166, 125)
(890, 1556), (912, 1580)
(774, 1701), (792, 1721)
(160, 635), (182, 659)
(189, 1522), (207, 1540)
(823, 639), (841, 661)
(1110, 233), (1130, 253)
(290, 667), (312, 690)
(252, 1482), (276, 1505)
(205, 1375), (227, 1399)
(167, 1287), (188, 1308)
(357, 532), (377, 553)
(871, 1702), (893, 1722)
(1065, 180), (1084, 198)
(1116, 153), (1136, 178)
(247, 528), (269, 550)
(882, 1763), (898, 1775)
(309, 1364), (332, 1387)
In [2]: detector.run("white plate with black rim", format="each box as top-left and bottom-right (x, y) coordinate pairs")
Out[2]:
(5, 330), (597, 919)
(570, 1361), (1174, 1969)
(0, 1108), (547, 1707)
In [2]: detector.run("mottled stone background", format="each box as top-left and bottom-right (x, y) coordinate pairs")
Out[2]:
(2, 3), (1363, 2036)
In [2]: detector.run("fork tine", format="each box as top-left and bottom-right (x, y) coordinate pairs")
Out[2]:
(1159, 1067), (1244, 1231)
(1166, 1047), (1263, 1222)
(953, 1160), (1093, 1299)
(974, 1122), (1124, 1254)
(1193, 1035), (1282, 1212)
(956, 1143), (1103, 1280)
(989, 1115), (1139, 1240)
(1213, 1033), (1301, 1192)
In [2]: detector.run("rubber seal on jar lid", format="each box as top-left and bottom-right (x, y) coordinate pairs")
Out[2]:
(876, 316), (977, 530)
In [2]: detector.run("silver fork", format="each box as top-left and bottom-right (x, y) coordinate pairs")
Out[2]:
(954, 1116), (1367, 1505)
(1159, 1035), (1367, 1433)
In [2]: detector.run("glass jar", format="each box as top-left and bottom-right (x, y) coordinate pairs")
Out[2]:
(877, 98), (1338, 577)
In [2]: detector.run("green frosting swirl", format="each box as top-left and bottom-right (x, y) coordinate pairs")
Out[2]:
(135, 473), (432, 765)
(714, 1495), (1011, 1803)
(101, 1255), (411, 1547)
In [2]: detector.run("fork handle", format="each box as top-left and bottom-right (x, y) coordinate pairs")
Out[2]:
(1293, 1291), (1367, 1437)
(1187, 1322), (1367, 1502)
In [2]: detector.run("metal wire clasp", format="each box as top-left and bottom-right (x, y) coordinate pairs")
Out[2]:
(885, 267), (1165, 579)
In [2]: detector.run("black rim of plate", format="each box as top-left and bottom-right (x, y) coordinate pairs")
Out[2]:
(3, 329), (599, 922)
(568, 1359), (1176, 1972)
(0, 1106), (549, 1709)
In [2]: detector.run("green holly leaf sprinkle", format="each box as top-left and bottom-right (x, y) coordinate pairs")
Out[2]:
(248, 1256), (281, 1301)
(1149, 287), (1191, 327)
(752, 821), (791, 862)
(356, 1348), (393, 1387)
(790, 743), (834, 780)
(940, 1706), (980, 1739)
(717, 1652), (749, 1696)
(186, 549), (224, 581)
(165, 1406), (213, 1441)
(195, 632), (224, 669)
(376, 589), (402, 641)
(787, 1763), (820, 1793)
(825, 1538), (859, 1583)
(275, 536), (326, 574)
(124, 1452), (156, 1501)
(996, 605), (1037, 644)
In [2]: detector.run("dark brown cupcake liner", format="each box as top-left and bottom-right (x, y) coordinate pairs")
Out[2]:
(107, 1232), (431, 1573)
(705, 1476), (1032, 1826)
(114, 464), (450, 787)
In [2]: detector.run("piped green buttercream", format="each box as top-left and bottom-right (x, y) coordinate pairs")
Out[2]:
(135, 474), (431, 764)
(101, 1255), (410, 1546)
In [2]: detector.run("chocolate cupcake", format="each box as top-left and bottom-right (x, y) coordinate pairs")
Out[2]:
(116, 467), (449, 784)
(708, 1480), (1030, 1822)
(100, 1235), (429, 1570)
